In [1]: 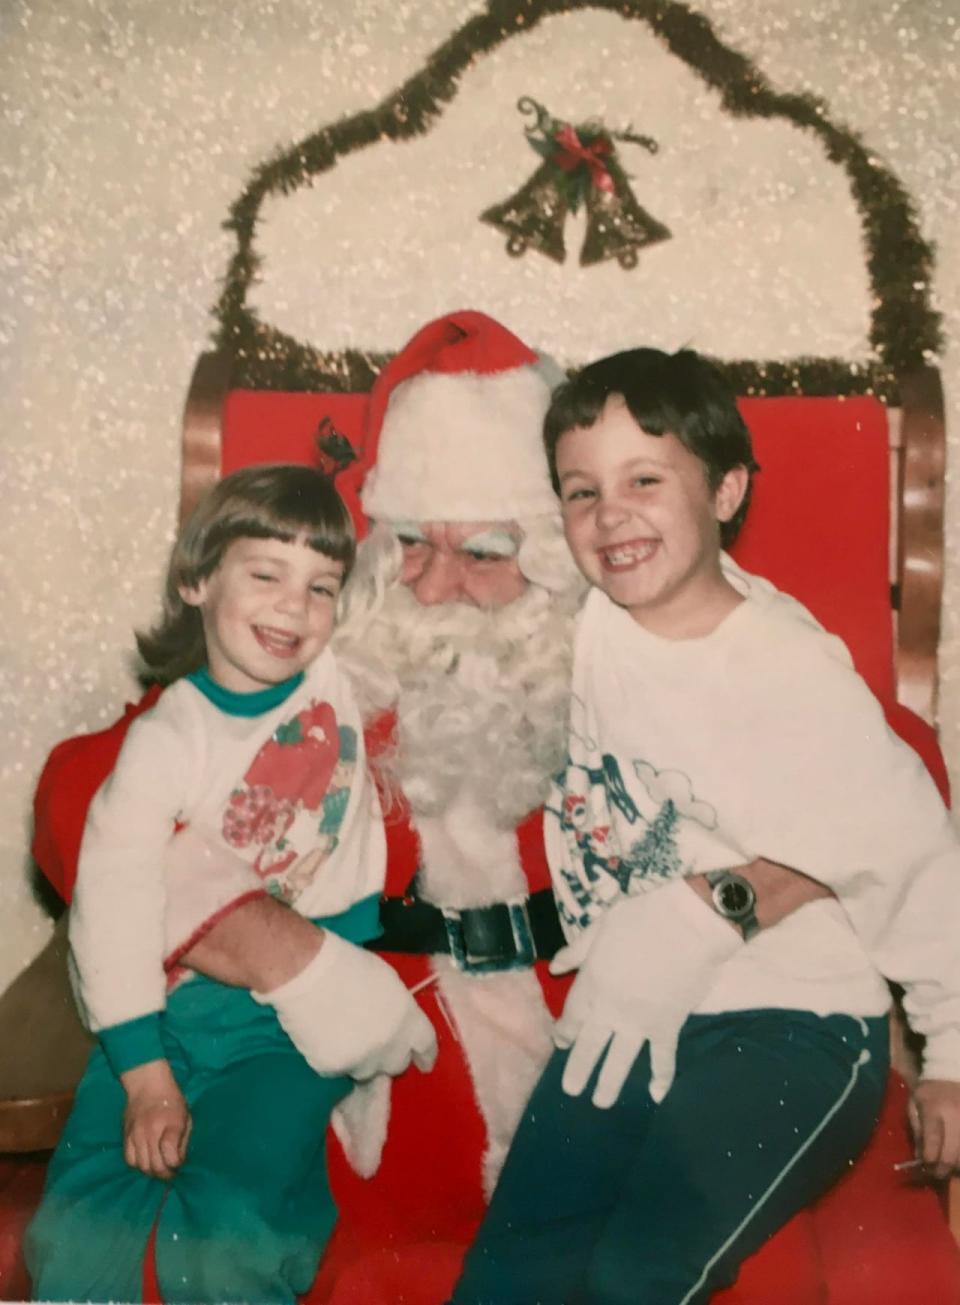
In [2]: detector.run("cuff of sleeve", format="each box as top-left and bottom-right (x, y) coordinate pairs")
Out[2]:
(667, 877), (744, 955)
(251, 931), (338, 1005)
(920, 1026), (960, 1082)
(99, 1012), (166, 1077)
(164, 888), (267, 971)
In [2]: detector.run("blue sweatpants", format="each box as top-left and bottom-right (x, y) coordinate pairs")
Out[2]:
(452, 1008), (889, 1305)
(26, 903), (377, 1305)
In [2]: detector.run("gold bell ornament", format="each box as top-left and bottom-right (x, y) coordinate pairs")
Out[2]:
(480, 160), (569, 264)
(580, 170), (671, 269)
(480, 97), (671, 270)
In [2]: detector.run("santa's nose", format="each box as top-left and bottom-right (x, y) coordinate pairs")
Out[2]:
(411, 550), (463, 605)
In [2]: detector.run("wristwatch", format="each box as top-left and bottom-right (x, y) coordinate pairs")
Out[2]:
(704, 870), (760, 941)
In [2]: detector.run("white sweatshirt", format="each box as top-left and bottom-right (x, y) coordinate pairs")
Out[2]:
(546, 559), (960, 1080)
(69, 648), (386, 1051)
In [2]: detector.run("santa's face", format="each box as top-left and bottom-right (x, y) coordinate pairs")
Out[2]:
(394, 520), (527, 608)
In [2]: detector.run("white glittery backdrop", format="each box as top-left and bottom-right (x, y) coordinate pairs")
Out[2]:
(1, 0), (958, 991)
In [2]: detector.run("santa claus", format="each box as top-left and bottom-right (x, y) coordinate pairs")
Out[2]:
(310, 313), (587, 1299)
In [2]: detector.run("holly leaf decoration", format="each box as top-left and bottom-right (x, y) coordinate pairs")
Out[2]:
(274, 719), (304, 746)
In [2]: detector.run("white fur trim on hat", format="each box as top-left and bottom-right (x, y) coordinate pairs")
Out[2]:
(361, 365), (559, 523)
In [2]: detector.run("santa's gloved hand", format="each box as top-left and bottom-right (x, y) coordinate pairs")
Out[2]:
(550, 879), (741, 1108)
(253, 932), (437, 1081)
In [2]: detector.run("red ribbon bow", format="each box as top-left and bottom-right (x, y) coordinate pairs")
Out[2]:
(552, 124), (615, 194)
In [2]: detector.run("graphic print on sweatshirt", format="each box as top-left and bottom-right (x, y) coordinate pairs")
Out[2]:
(221, 698), (358, 902)
(546, 692), (718, 932)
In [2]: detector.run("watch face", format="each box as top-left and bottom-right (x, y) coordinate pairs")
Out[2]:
(718, 878), (754, 918)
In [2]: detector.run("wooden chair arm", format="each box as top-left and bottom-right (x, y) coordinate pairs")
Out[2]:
(894, 366), (946, 725)
(179, 350), (233, 528)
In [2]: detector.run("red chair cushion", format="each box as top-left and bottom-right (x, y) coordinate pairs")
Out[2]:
(732, 396), (894, 704)
(222, 390), (370, 536)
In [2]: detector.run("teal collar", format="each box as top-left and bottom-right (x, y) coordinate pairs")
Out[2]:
(186, 666), (305, 717)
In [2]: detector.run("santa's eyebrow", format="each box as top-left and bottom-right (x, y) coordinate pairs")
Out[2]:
(393, 521), (428, 542)
(459, 529), (518, 557)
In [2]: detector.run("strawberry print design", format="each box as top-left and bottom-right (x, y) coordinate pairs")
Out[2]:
(244, 700), (340, 810)
(222, 785), (297, 850)
(220, 700), (350, 889)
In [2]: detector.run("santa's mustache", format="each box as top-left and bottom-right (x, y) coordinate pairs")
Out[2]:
(339, 579), (577, 825)
(374, 583), (558, 681)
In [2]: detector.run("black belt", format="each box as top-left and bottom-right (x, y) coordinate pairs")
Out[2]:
(366, 886), (566, 975)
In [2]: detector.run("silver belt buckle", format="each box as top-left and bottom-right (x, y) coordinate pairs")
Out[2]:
(506, 896), (536, 968)
(440, 898), (537, 974)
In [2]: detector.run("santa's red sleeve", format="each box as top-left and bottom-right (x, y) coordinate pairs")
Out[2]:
(31, 686), (163, 903)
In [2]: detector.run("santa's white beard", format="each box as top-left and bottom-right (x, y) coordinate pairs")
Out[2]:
(346, 582), (576, 829)
(334, 570), (579, 1193)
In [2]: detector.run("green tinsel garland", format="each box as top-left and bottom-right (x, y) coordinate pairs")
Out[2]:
(212, 0), (940, 403)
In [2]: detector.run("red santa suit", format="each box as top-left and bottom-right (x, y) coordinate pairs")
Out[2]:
(316, 755), (571, 1302)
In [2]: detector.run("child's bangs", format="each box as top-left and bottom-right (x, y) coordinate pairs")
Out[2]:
(182, 464), (358, 584)
(222, 507), (354, 565)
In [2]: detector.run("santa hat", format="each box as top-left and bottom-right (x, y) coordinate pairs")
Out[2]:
(359, 310), (563, 523)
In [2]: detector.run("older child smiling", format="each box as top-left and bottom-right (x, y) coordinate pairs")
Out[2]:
(453, 348), (960, 1305)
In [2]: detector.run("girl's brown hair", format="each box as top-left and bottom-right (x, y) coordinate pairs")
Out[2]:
(137, 464), (356, 684)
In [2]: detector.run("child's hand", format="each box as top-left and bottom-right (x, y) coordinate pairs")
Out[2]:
(908, 1080), (960, 1179)
(120, 1059), (192, 1180)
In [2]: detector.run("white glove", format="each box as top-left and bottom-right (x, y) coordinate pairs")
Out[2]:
(550, 879), (742, 1108)
(253, 932), (438, 1081)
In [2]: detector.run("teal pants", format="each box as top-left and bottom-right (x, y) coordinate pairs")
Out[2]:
(25, 903), (378, 1305)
